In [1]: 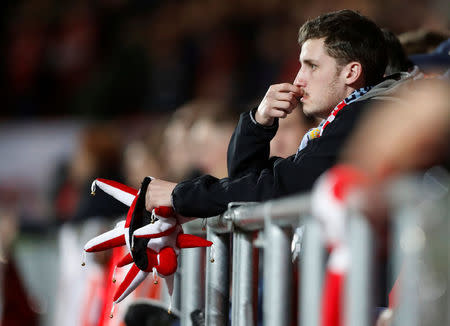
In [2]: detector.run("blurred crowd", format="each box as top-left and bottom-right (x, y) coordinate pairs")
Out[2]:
(0, 0), (449, 325)
(1, 0), (449, 118)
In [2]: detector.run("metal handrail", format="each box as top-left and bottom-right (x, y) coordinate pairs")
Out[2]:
(177, 175), (448, 326)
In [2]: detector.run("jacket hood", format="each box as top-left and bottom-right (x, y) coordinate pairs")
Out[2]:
(355, 66), (422, 103)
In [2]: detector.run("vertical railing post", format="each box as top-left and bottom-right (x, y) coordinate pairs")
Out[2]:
(345, 211), (373, 326)
(391, 201), (421, 326)
(205, 228), (230, 326)
(299, 218), (324, 326)
(175, 268), (182, 311)
(263, 203), (292, 326)
(180, 247), (204, 326)
(231, 230), (254, 326)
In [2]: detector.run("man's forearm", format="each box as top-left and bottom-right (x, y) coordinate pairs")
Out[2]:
(227, 109), (278, 178)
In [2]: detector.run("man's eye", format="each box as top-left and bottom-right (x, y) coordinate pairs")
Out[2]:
(311, 64), (317, 70)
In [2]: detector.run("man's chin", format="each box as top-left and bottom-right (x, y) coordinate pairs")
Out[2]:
(302, 105), (314, 118)
(303, 105), (331, 120)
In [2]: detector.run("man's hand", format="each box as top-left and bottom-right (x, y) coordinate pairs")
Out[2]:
(145, 178), (177, 213)
(255, 83), (303, 126)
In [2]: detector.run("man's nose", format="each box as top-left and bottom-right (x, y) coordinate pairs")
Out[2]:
(293, 68), (306, 87)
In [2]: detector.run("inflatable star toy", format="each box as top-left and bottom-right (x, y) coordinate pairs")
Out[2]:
(82, 177), (213, 317)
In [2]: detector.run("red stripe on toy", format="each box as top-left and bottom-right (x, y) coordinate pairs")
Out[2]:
(154, 206), (174, 217)
(177, 234), (213, 248)
(113, 264), (140, 302)
(85, 234), (126, 252)
(116, 253), (133, 267)
(144, 249), (158, 272)
(125, 195), (138, 228)
(96, 178), (138, 196)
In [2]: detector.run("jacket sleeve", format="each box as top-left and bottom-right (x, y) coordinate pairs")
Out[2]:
(172, 101), (372, 218)
(227, 109), (279, 178)
(172, 146), (333, 218)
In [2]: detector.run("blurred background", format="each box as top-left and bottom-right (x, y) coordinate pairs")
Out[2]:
(0, 0), (448, 325)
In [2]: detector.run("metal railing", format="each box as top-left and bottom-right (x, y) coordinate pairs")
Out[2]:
(174, 175), (449, 326)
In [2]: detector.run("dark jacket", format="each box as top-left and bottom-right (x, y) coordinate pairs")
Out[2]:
(171, 97), (378, 218)
(171, 70), (421, 217)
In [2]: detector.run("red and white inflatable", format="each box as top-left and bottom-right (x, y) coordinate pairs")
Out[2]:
(82, 177), (213, 316)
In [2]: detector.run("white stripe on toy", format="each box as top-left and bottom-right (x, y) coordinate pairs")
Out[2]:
(165, 274), (175, 314)
(168, 298), (173, 314)
(165, 274), (175, 313)
(114, 265), (149, 303)
(91, 178), (137, 207)
(84, 224), (126, 252)
(133, 217), (177, 238)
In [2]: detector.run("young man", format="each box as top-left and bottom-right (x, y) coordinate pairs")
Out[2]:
(145, 10), (389, 218)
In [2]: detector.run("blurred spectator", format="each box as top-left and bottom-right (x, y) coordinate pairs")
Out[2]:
(398, 29), (450, 55)
(123, 117), (168, 188)
(124, 301), (179, 326)
(340, 78), (449, 326)
(4, 1), (48, 116)
(342, 78), (450, 180)
(0, 209), (17, 264)
(2, 0), (448, 118)
(47, 2), (99, 105)
(143, 2), (195, 112)
(409, 38), (450, 76)
(160, 100), (209, 182)
(0, 207), (39, 326)
(382, 29), (413, 76)
(71, 23), (150, 117)
(51, 122), (127, 223)
(54, 218), (118, 326)
(188, 101), (238, 178)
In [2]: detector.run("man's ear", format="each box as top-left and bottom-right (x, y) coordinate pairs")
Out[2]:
(343, 62), (363, 86)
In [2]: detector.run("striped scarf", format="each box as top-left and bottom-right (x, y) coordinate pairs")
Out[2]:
(295, 86), (372, 158)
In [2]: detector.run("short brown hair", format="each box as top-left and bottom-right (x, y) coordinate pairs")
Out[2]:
(298, 10), (387, 86)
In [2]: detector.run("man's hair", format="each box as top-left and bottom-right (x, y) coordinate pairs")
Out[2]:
(298, 10), (387, 86)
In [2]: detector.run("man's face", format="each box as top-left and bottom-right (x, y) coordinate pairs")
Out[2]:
(294, 38), (349, 119)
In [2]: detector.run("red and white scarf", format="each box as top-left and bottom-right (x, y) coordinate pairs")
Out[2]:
(297, 86), (372, 155)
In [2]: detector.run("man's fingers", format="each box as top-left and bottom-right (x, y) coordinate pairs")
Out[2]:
(272, 83), (303, 95)
(274, 92), (299, 106)
(273, 100), (297, 113)
(145, 182), (160, 212)
(145, 179), (177, 212)
(256, 83), (302, 125)
(145, 187), (153, 212)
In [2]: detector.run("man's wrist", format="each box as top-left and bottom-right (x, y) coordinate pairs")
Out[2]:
(250, 108), (277, 129)
(254, 109), (275, 126)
